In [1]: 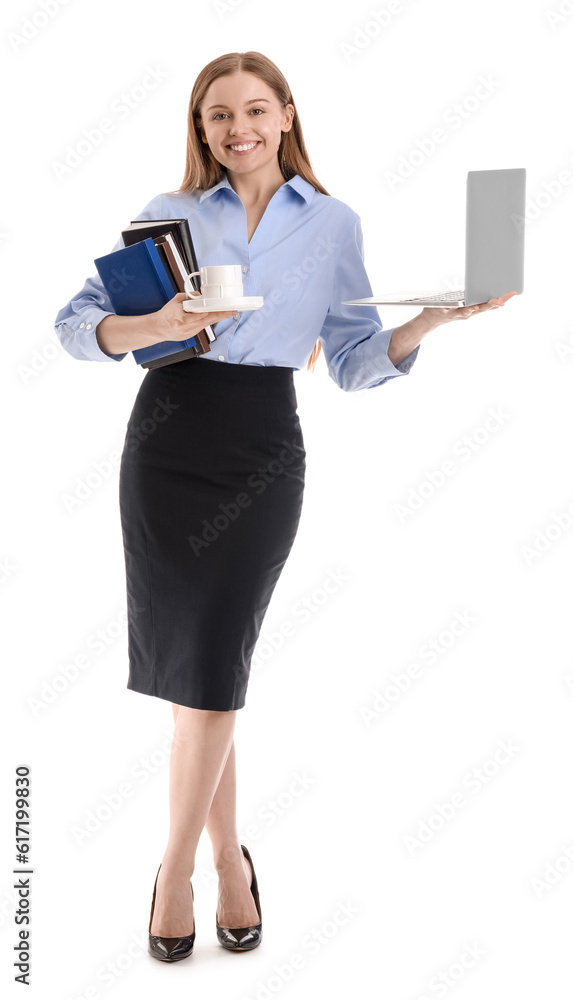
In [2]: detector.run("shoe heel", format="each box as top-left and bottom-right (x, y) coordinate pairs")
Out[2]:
(216, 844), (262, 951)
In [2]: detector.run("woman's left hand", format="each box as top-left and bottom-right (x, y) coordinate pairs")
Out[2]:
(421, 290), (517, 325)
(387, 290), (518, 368)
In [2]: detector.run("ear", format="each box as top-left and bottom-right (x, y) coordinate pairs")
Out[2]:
(282, 104), (295, 133)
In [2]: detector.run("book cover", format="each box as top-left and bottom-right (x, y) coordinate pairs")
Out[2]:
(94, 238), (201, 366)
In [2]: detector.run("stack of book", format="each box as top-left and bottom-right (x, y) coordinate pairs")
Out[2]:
(94, 217), (215, 369)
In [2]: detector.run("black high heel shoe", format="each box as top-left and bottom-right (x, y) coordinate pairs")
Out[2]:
(216, 844), (262, 951)
(148, 864), (196, 962)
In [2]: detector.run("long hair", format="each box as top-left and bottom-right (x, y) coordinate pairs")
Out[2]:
(170, 51), (329, 374)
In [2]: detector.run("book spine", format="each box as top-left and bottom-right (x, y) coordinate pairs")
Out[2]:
(143, 237), (179, 300)
(142, 237), (196, 352)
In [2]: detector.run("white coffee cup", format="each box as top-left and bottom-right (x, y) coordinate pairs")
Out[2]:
(185, 264), (243, 300)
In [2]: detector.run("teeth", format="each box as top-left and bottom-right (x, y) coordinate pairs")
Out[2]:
(229, 142), (258, 151)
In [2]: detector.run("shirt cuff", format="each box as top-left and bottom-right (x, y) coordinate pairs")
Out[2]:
(365, 327), (420, 381)
(55, 307), (128, 363)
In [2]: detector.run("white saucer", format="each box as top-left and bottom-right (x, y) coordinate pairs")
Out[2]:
(183, 295), (264, 313)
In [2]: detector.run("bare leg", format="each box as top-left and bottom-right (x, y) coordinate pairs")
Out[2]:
(205, 740), (260, 927)
(149, 704), (236, 937)
(171, 704), (260, 928)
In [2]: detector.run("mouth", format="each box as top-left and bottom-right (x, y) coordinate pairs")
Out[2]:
(226, 141), (261, 155)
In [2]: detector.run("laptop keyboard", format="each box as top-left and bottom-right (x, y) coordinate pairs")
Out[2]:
(402, 290), (465, 303)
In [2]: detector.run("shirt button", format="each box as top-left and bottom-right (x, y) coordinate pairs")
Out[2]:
(86, 323), (92, 330)
(218, 354), (225, 361)
(242, 265), (248, 273)
(79, 322), (85, 328)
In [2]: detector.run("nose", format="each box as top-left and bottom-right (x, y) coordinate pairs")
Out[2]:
(228, 116), (254, 137)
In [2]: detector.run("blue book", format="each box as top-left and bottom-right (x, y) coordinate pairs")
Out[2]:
(94, 238), (201, 367)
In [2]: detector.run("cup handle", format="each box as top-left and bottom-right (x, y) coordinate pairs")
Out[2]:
(185, 271), (201, 295)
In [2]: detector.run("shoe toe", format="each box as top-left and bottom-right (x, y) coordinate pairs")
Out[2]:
(217, 923), (262, 950)
(148, 932), (195, 961)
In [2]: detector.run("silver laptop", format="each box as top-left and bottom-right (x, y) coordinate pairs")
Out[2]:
(343, 167), (526, 308)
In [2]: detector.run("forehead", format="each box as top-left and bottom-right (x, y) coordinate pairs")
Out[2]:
(203, 72), (276, 106)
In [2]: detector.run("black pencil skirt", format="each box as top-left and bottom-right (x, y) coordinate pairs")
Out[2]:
(118, 355), (306, 711)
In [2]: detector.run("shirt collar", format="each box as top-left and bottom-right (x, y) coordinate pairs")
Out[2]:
(198, 172), (315, 205)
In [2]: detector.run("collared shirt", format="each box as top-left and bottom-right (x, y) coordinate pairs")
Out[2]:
(54, 172), (420, 391)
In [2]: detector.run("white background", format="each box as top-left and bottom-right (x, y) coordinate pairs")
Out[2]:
(2, 0), (573, 997)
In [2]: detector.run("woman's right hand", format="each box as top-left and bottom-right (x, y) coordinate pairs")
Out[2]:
(151, 291), (237, 342)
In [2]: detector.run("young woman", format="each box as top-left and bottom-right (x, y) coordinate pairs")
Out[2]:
(54, 50), (514, 963)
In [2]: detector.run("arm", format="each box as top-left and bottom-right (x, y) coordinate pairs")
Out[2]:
(318, 215), (421, 392)
(53, 192), (167, 362)
(95, 312), (164, 357)
(387, 310), (437, 367)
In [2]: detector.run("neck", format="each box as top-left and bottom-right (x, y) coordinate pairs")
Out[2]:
(226, 160), (286, 206)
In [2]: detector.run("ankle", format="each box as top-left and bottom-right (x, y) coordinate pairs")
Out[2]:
(213, 841), (244, 873)
(159, 860), (195, 881)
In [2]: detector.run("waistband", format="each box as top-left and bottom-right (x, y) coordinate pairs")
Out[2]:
(148, 356), (296, 385)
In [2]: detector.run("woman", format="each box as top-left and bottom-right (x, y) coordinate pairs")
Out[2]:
(54, 50), (514, 963)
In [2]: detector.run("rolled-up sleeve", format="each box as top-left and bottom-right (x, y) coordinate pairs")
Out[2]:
(319, 215), (420, 392)
(54, 192), (166, 362)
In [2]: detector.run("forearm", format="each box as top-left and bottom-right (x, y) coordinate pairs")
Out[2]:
(96, 312), (163, 356)
(387, 311), (437, 367)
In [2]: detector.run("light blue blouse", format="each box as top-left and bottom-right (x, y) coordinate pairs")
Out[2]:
(54, 172), (420, 392)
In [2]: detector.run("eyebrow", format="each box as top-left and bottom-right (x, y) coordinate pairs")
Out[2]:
(206, 98), (271, 112)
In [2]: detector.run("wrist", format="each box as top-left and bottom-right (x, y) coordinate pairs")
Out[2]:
(400, 309), (439, 338)
(387, 311), (436, 367)
(142, 311), (164, 344)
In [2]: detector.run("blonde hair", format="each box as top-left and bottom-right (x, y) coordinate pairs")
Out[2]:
(171, 51), (330, 374)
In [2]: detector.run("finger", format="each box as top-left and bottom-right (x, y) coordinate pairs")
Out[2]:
(487, 291), (517, 308)
(195, 310), (237, 319)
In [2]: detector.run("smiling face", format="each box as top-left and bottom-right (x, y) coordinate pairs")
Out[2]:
(199, 71), (294, 181)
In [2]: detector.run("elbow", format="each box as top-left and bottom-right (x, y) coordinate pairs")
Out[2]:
(329, 368), (383, 393)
